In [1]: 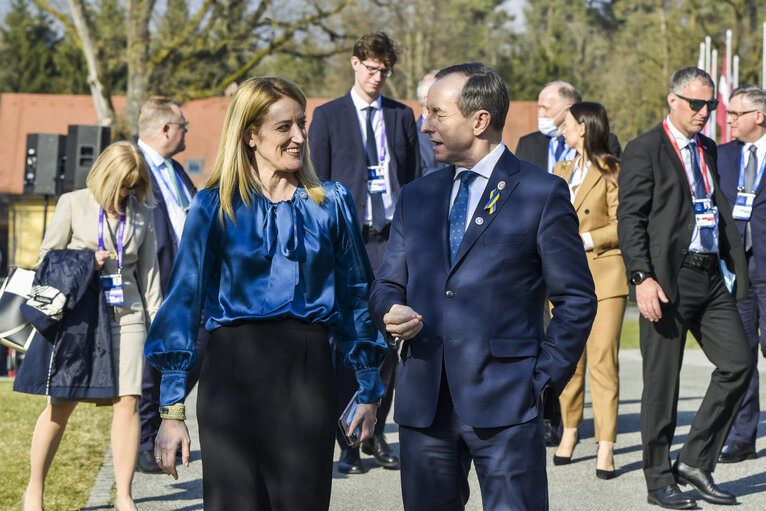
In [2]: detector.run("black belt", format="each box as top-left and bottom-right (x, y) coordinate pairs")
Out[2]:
(682, 252), (719, 271)
(363, 224), (391, 239)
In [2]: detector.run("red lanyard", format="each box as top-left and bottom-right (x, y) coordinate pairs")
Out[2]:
(662, 119), (710, 197)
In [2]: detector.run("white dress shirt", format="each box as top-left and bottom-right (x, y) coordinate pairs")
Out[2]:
(450, 142), (505, 231)
(742, 132), (766, 188)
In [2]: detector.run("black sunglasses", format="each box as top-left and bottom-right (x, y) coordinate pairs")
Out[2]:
(675, 94), (719, 112)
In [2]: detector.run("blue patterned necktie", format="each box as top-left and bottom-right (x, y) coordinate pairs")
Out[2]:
(554, 135), (566, 160)
(449, 171), (478, 263)
(365, 106), (386, 231)
(688, 141), (715, 252)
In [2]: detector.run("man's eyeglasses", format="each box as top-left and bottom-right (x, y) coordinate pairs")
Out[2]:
(726, 109), (757, 121)
(361, 62), (393, 79)
(675, 94), (719, 112)
(168, 121), (190, 130)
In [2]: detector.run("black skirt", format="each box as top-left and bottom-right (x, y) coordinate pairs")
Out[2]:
(197, 320), (336, 511)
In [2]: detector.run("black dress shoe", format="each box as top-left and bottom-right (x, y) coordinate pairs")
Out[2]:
(136, 450), (163, 474)
(543, 419), (561, 446)
(718, 441), (757, 464)
(673, 460), (736, 505)
(361, 434), (400, 469)
(647, 484), (696, 509)
(338, 448), (366, 474)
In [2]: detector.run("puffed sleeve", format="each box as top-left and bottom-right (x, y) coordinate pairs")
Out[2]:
(136, 203), (162, 323)
(144, 189), (219, 405)
(39, 192), (74, 260)
(331, 183), (387, 403)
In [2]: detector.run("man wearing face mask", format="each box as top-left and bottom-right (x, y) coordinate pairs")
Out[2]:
(516, 81), (622, 173)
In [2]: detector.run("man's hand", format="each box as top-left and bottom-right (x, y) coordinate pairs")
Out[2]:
(636, 277), (669, 322)
(383, 304), (423, 341)
(154, 419), (191, 479)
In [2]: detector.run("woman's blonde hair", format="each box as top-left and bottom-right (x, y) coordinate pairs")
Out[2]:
(206, 76), (325, 224)
(86, 141), (154, 213)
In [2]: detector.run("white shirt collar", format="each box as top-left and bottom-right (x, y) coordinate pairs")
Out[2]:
(137, 139), (167, 168)
(455, 142), (506, 181)
(743, 132), (766, 153)
(350, 87), (382, 112)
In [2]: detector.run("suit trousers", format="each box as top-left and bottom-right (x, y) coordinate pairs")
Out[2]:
(640, 265), (754, 490)
(559, 296), (626, 442)
(729, 253), (766, 445)
(399, 368), (548, 511)
(197, 320), (335, 511)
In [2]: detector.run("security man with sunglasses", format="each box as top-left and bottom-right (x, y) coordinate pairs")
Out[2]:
(618, 67), (753, 509)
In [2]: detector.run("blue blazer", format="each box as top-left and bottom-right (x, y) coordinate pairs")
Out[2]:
(369, 148), (597, 428)
(718, 140), (766, 281)
(416, 115), (444, 176)
(148, 159), (197, 294)
(309, 93), (421, 224)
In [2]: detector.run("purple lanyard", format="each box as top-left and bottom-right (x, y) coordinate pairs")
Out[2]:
(98, 208), (126, 270)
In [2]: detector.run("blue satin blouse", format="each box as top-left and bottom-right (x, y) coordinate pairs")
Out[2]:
(144, 181), (387, 406)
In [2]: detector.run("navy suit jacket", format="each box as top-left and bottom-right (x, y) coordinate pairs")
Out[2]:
(148, 159), (196, 294)
(718, 140), (766, 281)
(416, 116), (444, 176)
(369, 148), (597, 429)
(309, 93), (421, 224)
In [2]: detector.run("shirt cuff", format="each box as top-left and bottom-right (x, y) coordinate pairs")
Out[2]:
(159, 370), (188, 406)
(581, 232), (594, 252)
(355, 367), (385, 403)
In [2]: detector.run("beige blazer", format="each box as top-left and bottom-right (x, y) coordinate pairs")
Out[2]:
(554, 160), (628, 300)
(39, 188), (162, 327)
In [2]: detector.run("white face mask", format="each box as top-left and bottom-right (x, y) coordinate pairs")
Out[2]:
(537, 107), (567, 137)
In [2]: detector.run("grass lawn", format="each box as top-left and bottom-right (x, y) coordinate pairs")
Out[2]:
(0, 381), (113, 511)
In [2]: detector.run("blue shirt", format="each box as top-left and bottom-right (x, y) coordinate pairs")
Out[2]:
(144, 181), (387, 405)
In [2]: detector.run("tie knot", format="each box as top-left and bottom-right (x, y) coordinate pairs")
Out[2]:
(749, 144), (758, 155)
(458, 170), (478, 186)
(365, 106), (376, 118)
(556, 134), (565, 144)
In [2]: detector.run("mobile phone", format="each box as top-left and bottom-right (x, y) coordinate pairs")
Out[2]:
(338, 391), (361, 446)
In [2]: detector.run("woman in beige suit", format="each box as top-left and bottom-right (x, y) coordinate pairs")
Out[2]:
(23, 141), (162, 511)
(551, 102), (627, 480)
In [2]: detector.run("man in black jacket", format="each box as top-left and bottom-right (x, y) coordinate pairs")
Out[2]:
(618, 66), (753, 509)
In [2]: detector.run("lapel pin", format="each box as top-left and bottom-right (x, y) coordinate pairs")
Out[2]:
(498, 181), (506, 190)
(475, 217), (484, 225)
(484, 188), (500, 215)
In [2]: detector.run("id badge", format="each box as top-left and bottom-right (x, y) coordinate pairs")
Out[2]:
(693, 198), (717, 229)
(367, 165), (386, 194)
(100, 273), (124, 306)
(732, 192), (755, 220)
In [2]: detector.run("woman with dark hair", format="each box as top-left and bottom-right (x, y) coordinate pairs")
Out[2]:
(551, 102), (628, 479)
(144, 76), (387, 510)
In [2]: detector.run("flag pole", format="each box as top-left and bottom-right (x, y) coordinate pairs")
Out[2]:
(710, 48), (718, 141)
(734, 55), (740, 88)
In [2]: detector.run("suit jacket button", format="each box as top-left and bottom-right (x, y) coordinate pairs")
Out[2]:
(688, 224), (693, 229)
(436, 336), (443, 344)
(475, 217), (484, 225)
(584, 209), (590, 214)
(445, 290), (455, 298)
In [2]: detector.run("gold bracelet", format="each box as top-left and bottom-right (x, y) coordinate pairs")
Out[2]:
(159, 402), (185, 421)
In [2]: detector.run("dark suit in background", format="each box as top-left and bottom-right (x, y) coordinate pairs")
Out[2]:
(515, 130), (622, 171)
(717, 139), (766, 450)
(309, 92), (420, 464)
(618, 123), (753, 492)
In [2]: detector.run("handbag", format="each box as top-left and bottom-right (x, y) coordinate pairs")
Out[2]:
(0, 267), (37, 352)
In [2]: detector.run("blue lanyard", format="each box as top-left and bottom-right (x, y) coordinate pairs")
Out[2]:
(98, 209), (126, 270)
(150, 159), (187, 208)
(737, 146), (766, 193)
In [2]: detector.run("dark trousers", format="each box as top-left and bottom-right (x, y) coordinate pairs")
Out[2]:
(730, 254), (766, 445)
(197, 320), (335, 511)
(399, 369), (547, 511)
(335, 228), (396, 453)
(640, 265), (754, 490)
(139, 327), (208, 452)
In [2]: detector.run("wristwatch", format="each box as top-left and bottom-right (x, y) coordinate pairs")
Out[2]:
(630, 271), (650, 286)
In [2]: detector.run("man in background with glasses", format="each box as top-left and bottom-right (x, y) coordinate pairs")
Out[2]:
(618, 67), (753, 509)
(135, 98), (208, 474)
(716, 84), (766, 465)
(309, 32), (421, 475)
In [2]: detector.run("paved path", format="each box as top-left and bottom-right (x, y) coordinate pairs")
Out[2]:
(87, 349), (766, 510)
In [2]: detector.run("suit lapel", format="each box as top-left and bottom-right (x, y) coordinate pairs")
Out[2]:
(342, 94), (365, 159)
(435, 168), (455, 272)
(450, 149), (520, 273)
(659, 126), (693, 200)
(573, 162), (601, 211)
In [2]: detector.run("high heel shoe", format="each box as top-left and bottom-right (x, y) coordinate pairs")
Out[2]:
(553, 431), (579, 465)
(596, 442), (616, 479)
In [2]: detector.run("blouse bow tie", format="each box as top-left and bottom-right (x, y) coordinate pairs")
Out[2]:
(262, 200), (302, 311)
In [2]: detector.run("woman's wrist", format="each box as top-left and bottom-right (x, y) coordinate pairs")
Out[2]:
(159, 402), (186, 421)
